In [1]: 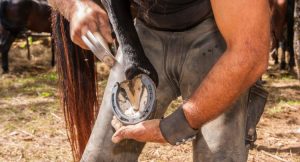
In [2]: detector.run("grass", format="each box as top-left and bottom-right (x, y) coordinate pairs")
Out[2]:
(266, 106), (285, 115)
(265, 90), (300, 116)
(0, 71), (73, 162)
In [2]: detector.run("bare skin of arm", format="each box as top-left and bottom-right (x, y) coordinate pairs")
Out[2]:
(112, 0), (270, 143)
(48, 0), (112, 49)
(183, 0), (270, 128)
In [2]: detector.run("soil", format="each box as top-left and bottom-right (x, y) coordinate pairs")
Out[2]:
(0, 41), (299, 162)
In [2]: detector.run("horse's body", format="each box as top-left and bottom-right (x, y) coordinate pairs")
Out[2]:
(270, 0), (295, 70)
(0, 0), (52, 73)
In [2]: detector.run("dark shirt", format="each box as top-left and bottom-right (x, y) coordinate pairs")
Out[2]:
(132, 0), (212, 31)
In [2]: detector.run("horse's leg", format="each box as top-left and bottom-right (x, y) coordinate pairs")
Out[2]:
(295, 35), (300, 79)
(279, 41), (287, 69)
(271, 31), (279, 64)
(101, 0), (158, 85)
(2, 50), (9, 73)
(1, 35), (15, 73)
(272, 0), (288, 69)
(270, 0), (282, 65)
(26, 35), (31, 60)
(81, 18), (177, 162)
(51, 36), (55, 66)
(287, 0), (296, 71)
(294, 0), (300, 80)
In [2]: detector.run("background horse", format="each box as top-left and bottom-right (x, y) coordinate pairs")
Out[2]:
(270, 0), (295, 71)
(0, 0), (53, 73)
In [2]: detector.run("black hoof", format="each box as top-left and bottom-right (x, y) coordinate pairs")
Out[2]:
(280, 62), (286, 70)
(2, 67), (9, 73)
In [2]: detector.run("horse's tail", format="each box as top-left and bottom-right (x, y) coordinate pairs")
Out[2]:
(51, 12), (99, 161)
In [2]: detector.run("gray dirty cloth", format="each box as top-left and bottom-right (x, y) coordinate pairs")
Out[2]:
(81, 17), (249, 162)
(132, 0), (212, 31)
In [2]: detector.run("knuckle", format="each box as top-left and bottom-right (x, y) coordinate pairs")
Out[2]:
(70, 31), (76, 41)
(90, 11), (98, 17)
(75, 30), (81, 38)
(120, 127), (130, 137)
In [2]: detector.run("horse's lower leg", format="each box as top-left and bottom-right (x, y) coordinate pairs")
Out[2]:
(295, 51), (300, 79)
(287, 22), (295, 71)
(294, 29), (300, 79)
(271, 36), (279, 64)
(272, 49), (279, 64)
(26, 36), (31, 60)
(2, 51), (9, 73)
(278, 41), (286, 69)
(285, 50), (291, 69)
(286, 0), (295, 70)
(51, 38), (55, 66)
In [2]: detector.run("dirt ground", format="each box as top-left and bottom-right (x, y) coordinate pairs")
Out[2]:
(0, 41), (299, 162)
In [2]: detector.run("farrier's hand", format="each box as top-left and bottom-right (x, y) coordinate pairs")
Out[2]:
(69, 1), (113, 49)
(112, 119), (166, 143)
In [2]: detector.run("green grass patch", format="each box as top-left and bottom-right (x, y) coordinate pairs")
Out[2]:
(266, 99), (299, 116)
(266, 106), (285, 115)
(0, 72), (58, 99)
(40, 72), (58, 82)
(281, 75), (297, 81)
(285, 100), (300, 106)
(39, 91), (55, 97)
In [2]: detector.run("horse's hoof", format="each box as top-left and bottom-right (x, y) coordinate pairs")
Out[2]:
(280, 62), (286, 70)
(260, 80), (267, 84)
(2, 68), (9, 74)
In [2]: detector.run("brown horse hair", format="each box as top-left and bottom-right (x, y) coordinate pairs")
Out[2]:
(51, 11), (99, 161)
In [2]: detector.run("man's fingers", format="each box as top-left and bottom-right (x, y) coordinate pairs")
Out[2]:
(70, 24), (90, 50)
(72, 35), (89, 50)
(111, 120), (166, 144)
(100, 26), (113, 44)
(111, 116), (123, 130)
(112, 126), (132, 143)
(97, 16), (113, 43)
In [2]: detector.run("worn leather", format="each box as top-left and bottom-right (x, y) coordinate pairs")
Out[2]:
(160, 106), (198, 145)
(245, 82), (268, 148)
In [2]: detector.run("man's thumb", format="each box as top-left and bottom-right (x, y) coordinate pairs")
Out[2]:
(111, 126), (129, 143)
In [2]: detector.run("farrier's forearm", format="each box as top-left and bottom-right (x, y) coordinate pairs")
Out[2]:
(48, 0), (88, 20)
(183, 47), (269, 129)
(181, 0), (270, 129)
